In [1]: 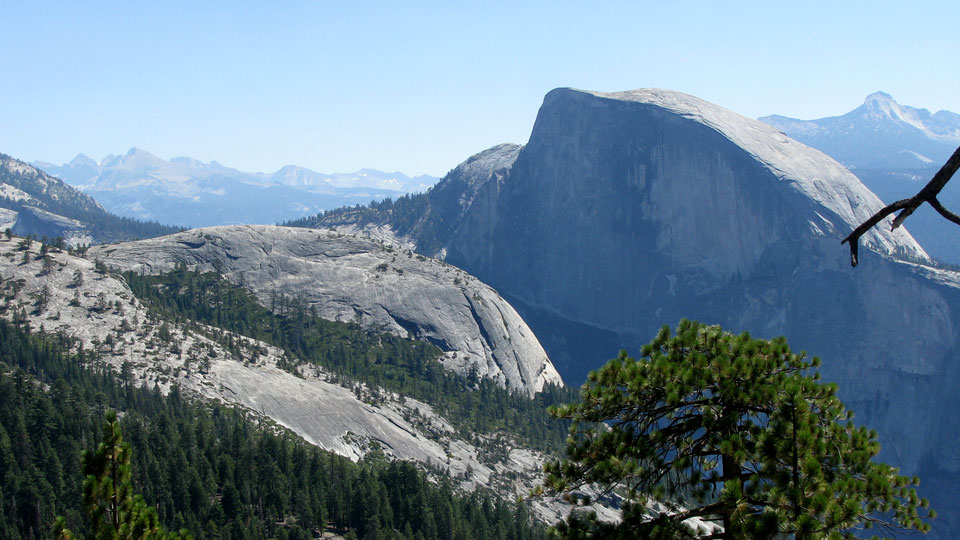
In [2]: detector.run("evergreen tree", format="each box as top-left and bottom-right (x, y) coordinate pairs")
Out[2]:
(541, 320), (934, 539)
(55, 411), (191, 540)
(71, 269), (84, 289)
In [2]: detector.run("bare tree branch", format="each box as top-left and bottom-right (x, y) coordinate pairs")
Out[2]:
(842, 145), (960, 266)
(928, 197), (960, 226)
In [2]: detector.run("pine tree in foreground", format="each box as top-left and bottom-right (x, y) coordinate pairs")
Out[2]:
(539, 319), (934, 539)
(54, 411), (191, 540)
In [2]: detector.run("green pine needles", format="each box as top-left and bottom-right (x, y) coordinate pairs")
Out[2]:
(541, 320), (933, 540)
(55, 411), (191, 540)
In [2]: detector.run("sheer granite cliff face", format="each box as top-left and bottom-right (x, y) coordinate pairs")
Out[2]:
(443, 89), (929, 325)
(342, 88), (960, 537)
(91, 225), (561, 394)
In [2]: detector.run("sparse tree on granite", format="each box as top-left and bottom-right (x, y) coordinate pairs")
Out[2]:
(40, 255), (55, 276)
(71, 269), (84, 288)
(94, 293), (109, 313)
(35, 285), (51, 313)
(541, 320), (933, 540)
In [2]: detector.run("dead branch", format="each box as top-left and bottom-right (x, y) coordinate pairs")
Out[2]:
(842, 145), (960, 266)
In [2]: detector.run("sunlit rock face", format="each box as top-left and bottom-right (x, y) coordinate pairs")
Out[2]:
(341, 88), (960, 538)
(92, 224), (561, 395)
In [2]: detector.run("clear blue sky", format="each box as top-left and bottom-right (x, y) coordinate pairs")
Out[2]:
(2, 1), (958, 177)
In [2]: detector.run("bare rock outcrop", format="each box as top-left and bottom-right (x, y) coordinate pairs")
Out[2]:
(91, 225), (561, 394)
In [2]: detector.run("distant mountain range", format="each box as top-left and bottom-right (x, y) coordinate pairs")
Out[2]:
(760, 91), (960, 170)
(761, 92), (960, 266)
(0, 153), (178, 245)
(33, 148), (439, 228)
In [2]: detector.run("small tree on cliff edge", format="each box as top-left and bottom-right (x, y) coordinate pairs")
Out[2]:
(539, 320), (933, 539)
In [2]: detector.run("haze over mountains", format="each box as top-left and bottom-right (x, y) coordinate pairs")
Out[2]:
(761, 92), (960, 266)
(34, 148), (439, 228)
(760, 91), (960, 170)
(0, 154), (178, 244)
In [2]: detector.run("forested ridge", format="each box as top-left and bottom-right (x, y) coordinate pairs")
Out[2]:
(281, 196), (445, 254)
(0, 317), (550, 540)
(0, 196), (180, 243)
(122, 268), (576, 452)
(282, 195), (429, 234)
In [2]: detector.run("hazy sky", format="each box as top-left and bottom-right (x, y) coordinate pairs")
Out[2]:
(2, 1), (958, 177)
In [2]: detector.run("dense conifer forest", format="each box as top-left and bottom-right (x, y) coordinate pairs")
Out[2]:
(0, 317), (550, 540)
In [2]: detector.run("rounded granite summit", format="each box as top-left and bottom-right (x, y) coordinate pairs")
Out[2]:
(92, 224), (562, 394)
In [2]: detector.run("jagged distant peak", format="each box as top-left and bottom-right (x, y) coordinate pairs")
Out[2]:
(764, 91), (960, 137)
(861, 91), (935, 118)
(758, 92), (960, 169)
(859, 91), (930, 128)
(276, 165), (320, 174)
(270, 165), (320, 185)
(358, 167), (393, 176)
(120, 147), (165, 166)
(43, 148), (437, 187)
(124, 146), (156, 159)
(270, 164), (438, 192)
(864, 90), (895, 104)
(34, 149), (439, 214)
(69, 153), (97, 167)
